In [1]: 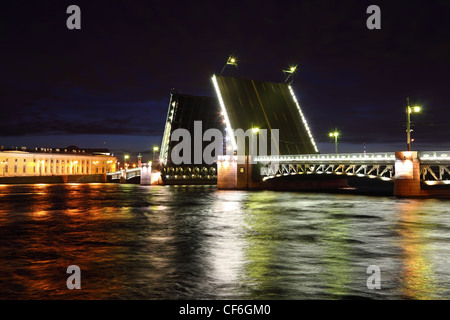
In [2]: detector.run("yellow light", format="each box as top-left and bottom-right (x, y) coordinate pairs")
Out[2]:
(227, 56), (237, 65)
(153, 146), (159, 152)
(252, 128), (259, 133)
(124, 155), (129, 159)
(329, 131), (339, 137)
(413, 106), (421, 112)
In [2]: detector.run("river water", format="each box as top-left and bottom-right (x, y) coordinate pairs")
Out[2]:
(0, 183), (450, 300)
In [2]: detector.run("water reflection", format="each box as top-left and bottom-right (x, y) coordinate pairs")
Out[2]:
(241, 192), (280, 299)
(396, 200), (441, 299)
(1, 184), (450, 299)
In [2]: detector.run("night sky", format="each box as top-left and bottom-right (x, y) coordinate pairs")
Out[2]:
(2, 0), (449, 161)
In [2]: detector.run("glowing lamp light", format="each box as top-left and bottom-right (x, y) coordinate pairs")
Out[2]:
(252, 127), (260, 133)
(227, 56), (237, 65)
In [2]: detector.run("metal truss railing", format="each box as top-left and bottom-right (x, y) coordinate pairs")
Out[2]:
(108, 167), (141, 180)
(162, 165), (217, 181)
(418, 151), (450, 185)
(260, 162), (395, 181)
(257, 151), (450, 184)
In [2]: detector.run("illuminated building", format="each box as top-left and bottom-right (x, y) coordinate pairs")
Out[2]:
(0, 146), (116, 177)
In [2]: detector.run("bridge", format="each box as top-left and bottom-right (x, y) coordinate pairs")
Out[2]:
(107, 164), (159, 185)
(256, 151), (450, 185)
(216, 151), (450, 197)
(208, 74), (449, 197)
(109, 73), (449, 197)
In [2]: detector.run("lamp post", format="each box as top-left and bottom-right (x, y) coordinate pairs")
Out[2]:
(329, 131), (339, 154)
(283, 65), (297, 83)
(153, 146), (159, 162)
(220, 55), (238, 74)
(406, 97), (421, 151)
(124, 155), (129, 171)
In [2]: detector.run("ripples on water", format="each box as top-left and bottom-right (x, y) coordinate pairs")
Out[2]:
(0, 183), (450, 299)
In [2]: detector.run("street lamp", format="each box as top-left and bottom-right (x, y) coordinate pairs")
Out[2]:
(283, 64), (298, 83)
(406, 97), (421, 151)
(153, 146), (159, 162)
(220, 55), (238, 74)
(124, 155), (129, 171)
(329, 131), (339, 154)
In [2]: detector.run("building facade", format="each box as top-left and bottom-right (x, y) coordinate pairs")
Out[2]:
(0, 149), (116, 177)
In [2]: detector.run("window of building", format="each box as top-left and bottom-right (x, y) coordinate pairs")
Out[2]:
(15, 159), (18, 162)
(33, 166), (36, 173)
(5, 165), (8, 173)
(14, 165), (17, 172)
(23, 166), (26, 173)
(24, 159), (26, 162)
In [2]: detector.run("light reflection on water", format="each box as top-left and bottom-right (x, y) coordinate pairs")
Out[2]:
(0, 183), (450, 299)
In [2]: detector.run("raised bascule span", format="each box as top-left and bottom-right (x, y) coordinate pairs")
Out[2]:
(158, 92), (223, 184)
(211, 74), (319, 155)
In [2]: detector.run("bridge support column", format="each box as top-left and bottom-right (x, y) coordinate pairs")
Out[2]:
(394, 151), (422, 197)
(140, 163), (151, 185)
(120, 169), (127, 184)
(217, 156), (257, 190)
(217, 156), (238, 189)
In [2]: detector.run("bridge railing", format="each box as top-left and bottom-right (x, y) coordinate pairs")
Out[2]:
(418, 151), (450, 164)
(255, 152), (396, 164)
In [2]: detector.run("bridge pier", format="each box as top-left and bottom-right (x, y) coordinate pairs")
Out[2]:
(217, 156), (258, 189)
(393, 151), (422, 197)
(120, 169), (127, 184)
